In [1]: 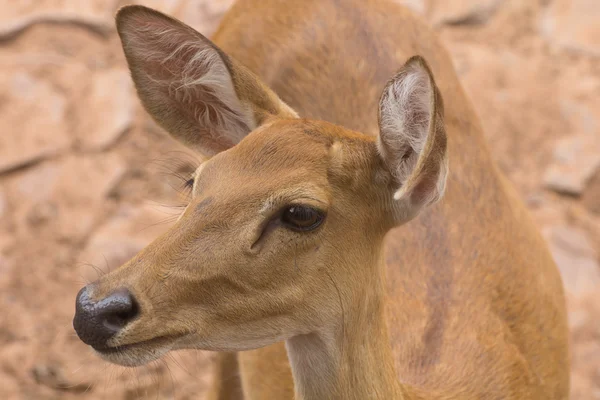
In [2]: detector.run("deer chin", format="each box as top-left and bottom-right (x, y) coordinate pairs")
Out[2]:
(93, 334), (182, 367)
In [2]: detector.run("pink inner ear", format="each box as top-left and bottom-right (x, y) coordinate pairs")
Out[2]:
(378, 63), (433, 186)
(117, 8), (253, 155)
(122, 13), (190, 78)
(408, 163), (442, 206)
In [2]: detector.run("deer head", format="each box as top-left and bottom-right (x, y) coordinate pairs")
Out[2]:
(73, 5), (447, 367)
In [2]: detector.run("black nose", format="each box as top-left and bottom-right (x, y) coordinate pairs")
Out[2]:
(73, 286), (139, 349)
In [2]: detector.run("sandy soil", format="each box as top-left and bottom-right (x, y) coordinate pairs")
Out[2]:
(0, 0), (599, 399)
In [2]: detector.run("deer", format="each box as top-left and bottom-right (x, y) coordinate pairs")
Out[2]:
(72, 0), (570, 399)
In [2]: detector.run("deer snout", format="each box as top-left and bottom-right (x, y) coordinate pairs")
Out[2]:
(73, 286), (139, 349)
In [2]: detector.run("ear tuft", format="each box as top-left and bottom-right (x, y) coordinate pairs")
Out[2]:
(377, 56), (448, 222)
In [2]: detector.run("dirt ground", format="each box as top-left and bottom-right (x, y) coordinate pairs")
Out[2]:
(0, 0), (599, 399)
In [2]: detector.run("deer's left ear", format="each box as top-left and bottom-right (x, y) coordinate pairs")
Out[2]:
(377, 55), (448, 224)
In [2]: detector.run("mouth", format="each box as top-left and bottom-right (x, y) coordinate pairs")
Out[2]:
(92, 334), (184, 367)
(93, 335), (175, 354)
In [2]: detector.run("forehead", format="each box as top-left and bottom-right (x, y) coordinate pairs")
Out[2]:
(196, 120), (338, 189)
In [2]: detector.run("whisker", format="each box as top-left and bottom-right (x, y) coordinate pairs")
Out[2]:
(144, 200), (188, 214)
(135, 215), (181, 234)
(101, 254), (111, 275)
(167, 352), (194, 378)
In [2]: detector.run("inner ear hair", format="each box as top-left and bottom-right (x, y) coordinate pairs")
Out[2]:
(377, 55), (448, 220)
(116, 5), (297, 157)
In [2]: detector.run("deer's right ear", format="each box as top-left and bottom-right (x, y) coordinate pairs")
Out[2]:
(116, 5), (297, 156)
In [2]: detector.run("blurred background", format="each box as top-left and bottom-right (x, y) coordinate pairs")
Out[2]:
(0, 0), (598, 399)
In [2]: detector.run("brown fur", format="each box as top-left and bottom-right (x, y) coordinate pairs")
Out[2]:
(78, 0), (569, 399)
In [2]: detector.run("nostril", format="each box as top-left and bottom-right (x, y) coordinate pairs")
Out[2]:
(98, 288), (139, 332)
(102, 292), (139, 331)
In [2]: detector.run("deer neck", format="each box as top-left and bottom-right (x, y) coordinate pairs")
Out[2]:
(285, 250), (405, 400)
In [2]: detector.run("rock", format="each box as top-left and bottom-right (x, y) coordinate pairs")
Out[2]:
(0, 12), (113, 40)
(0, 73), (69, 173)
(544, 225), (600, 296)
(14, 162), (62, 201)
(397, 0), (425, 15)
(525, 192), (545, 208)
(0, 370), (20, 397)
(444, 43), (567, 192)
(132, 0), (184, 14)
(76, 69), (134, 151)
(543, 98), (599, 195)
(0, 251), (14, 287)
(0, 0), (113, 28)
(1, 0), (106, 19)
(571, 370), (597, 400)
(559, 99), (598, 137)
(12, 154), (126, 239)
(26, 203), (58, 226)
(543, 97), (599, 196)
(583, 171), (600, 215)
(176, 0), (236, 36)
(31, 363), (92, 393)
(78, 204), (177, 279)
(568, 309), (589, 333)
(0, 189), (5, 218)
(430, 0), (503, 26)
(540, 0), (600, 57)
(543, 133), (600, 195)
(51, 154), (126, 238)
(0, 340), (34, 381)
(123, 0), (233, 36)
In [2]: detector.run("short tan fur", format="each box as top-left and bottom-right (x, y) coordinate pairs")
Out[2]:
(73, 1), (570, 399)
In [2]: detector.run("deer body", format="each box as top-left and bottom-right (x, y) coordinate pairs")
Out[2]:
(72, 0), (569, 399)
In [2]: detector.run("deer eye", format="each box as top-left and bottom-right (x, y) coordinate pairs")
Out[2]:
(183, 177), (194, 190)
(280, 205), (325, 232)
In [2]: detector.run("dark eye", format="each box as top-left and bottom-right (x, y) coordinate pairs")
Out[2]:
(280, 205), (325, 232)
(183, 177), (194, 190)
